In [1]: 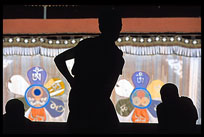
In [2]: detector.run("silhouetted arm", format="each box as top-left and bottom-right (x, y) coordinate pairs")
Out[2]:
(54, 48), (76, 88)
(106, 72), (121, 94)
(106, 56), (124, 96)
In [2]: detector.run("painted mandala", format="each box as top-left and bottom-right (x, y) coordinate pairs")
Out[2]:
(115, 71), (164, 123)
(7, 66), (66, 122)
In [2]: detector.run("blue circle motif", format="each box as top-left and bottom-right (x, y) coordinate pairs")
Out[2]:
(130, 88), (152, 109)
(25, 84), (50, 109)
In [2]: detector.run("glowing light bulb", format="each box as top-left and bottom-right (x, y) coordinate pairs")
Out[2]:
(56, 40), (60, 44)
(170, 37), (174, 42)
(117, 38), (122, 42)
(31, 38), (36, 43)
(16, 38), (21, 42)
(140, 38), (144, 43)
(155, 37), (160, 41)
(71, 39), (76, 44)
(162, 37), (167, 42)
(147, 38), (152, 43)
(64, 40), (68, 44)
(8, 38), (13, 43)
(192, 40), (197, 45)
(48, 40), (53, 44)
(24, 39), (29, 43)
(125, 36), (130, 41)
(184, 39), (189, 44)
(40, 38), (44, 42)
(132, 38), (137, 42)
(177, 37), (182, 41)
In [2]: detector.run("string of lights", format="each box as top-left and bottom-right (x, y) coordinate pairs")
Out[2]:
(3, 35), (201, 48)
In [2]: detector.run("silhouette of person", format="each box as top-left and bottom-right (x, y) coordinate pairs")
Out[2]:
(54, 9), (124, 130)
(3, 99), (32, 133)
(156, 83), (198, 133)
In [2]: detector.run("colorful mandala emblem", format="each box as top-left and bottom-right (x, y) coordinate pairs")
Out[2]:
(115, 71), (164, 123)
(7, 66), (66, 122)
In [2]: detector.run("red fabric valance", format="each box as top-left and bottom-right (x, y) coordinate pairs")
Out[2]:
(3, 18), (201, 34)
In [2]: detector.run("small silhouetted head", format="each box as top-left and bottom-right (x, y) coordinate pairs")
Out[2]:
(5, 99), (25, 117)
(98, 9), (122, 41)
(160, 83), (179, 103)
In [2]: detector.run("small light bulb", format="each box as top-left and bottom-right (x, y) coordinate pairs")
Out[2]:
(125, 37), (130, 41)
(132, 38), (137, 42)
(71, 39), (76, 44)
(8, 38), (13, 43)
(140, 38), (144, 43)
(31, 38), (36, 43)
(184, 39), (189, 44)
(64, 40), (68, 44)
(177, 37), (182, 41)
(162, 37), (167, 42)
(48, 40), (53, 44)
(117, 38), (122, 42)
(24, 39), (29, 43)
(147, 38), (152, 43)
(56, 40), (60, 44)
(192, 40), (197, 45)
(40, 38), (44, 42)
(170, 37), (174, 42)
(155, 37), (160, 41)
(16, 38), (21, 42)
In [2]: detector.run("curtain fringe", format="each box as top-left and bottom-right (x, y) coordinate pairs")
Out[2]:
(3, 45), (201, 57)
(118, 45), (201, 57)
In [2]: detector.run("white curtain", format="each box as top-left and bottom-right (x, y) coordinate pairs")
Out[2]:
(3, 45), (201, 124)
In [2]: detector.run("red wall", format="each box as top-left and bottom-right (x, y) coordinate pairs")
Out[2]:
(3, 18), (201, 34)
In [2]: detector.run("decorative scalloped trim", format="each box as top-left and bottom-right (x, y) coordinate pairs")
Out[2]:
(3, 36), (201, 57)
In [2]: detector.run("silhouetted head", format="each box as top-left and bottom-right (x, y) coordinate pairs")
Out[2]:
(5, 99), (25, 117)
(160, 83), (179, 103)
(98, 9), (122, 42)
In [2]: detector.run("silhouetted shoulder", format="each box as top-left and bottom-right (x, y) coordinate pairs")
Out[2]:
(79, 37), (96, 45)
(74, 37), (94, 49)
(180, 96), (198, 119)
(180, 96), (193, 103)
(179, 96), (196, 110)
(74, 37), (104, 55)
